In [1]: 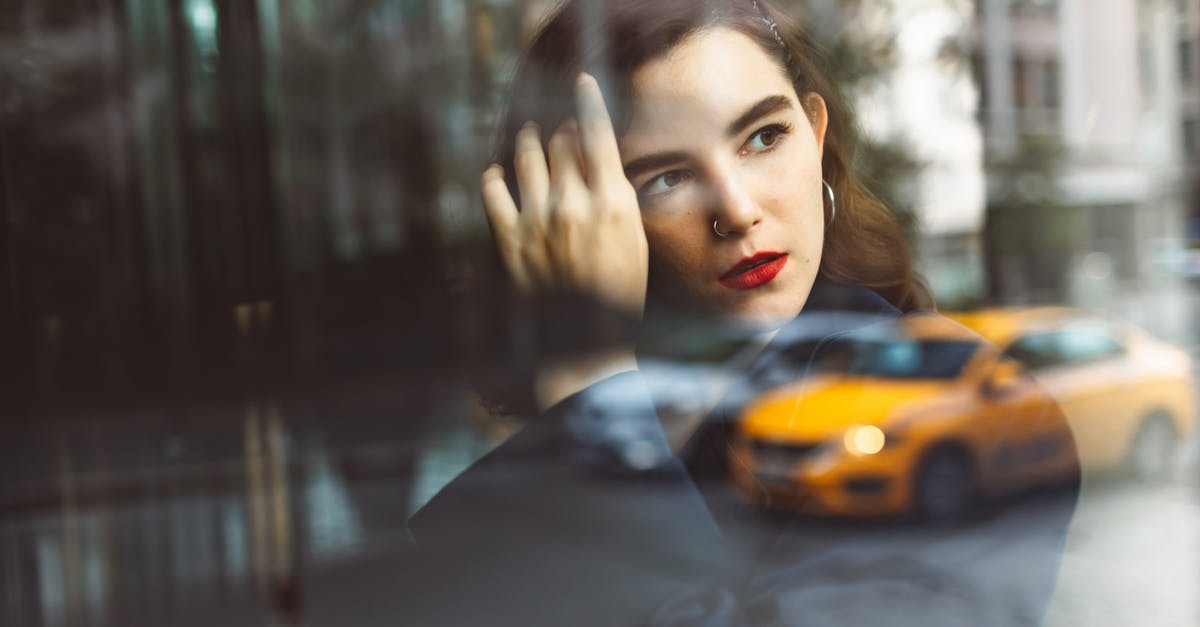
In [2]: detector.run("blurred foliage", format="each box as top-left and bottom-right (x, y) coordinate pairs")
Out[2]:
(795, 0), (927, 242)
(987, 133), (1067, 209)
(856, 135), (923, 238)
(983, 134), (1072, 301)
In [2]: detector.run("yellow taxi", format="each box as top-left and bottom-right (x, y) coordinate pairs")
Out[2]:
(949, 308), (1195, 477)
(729, 310), (1194, 520)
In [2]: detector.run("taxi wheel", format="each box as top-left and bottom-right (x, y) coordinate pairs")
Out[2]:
(914, 447), (976, 524)
(1129, 415), (1178, 483)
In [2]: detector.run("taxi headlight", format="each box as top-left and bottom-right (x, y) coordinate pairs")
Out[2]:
(843, 425), (886, 456)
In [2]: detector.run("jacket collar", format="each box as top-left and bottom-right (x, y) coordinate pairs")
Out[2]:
(802, 277), (902, 316)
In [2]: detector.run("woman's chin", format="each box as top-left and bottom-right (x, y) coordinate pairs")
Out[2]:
(720, 287), (812, 329)
(722, 307), (794, 332)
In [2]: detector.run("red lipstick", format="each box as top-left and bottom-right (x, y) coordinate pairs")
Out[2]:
(719, 252), (788, 290)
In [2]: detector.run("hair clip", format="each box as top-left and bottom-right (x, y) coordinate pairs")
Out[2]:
(751, 0), (785, 50)
(751, 0), (794, 68)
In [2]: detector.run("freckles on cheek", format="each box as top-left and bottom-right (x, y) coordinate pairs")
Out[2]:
(644, 216), (701, 260)
(646, 243), (691, 281)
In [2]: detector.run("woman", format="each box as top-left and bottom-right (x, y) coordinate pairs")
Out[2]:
(479, 0), (928, 416)
(398, 2), (1077, 625)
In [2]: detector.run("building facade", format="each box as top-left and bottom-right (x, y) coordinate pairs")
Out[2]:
(973, 0), (1198, 316)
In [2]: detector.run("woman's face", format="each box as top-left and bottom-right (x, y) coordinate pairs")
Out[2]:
(618, 27), (828, 328)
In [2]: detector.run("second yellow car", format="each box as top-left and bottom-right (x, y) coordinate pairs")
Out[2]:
(730, 309), (1193, 520)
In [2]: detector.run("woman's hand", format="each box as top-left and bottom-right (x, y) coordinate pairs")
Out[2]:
(480, 73), (648, 411)
(481, 73), (648, 318)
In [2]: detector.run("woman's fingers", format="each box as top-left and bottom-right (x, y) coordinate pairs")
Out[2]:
(547, 119), (585, 195)
(481, 164), (518, 234)
(513, 122), (549, 218)
(482, 95), (646, 315)
(481, 165), (525, 281)
(574, 73), (624, 188)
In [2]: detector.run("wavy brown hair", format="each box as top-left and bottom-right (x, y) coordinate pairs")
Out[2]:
(493, 0), (932, 313)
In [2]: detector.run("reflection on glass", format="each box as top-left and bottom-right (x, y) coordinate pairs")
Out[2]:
(0, 0), (1196, 625)
(304, 450), (364, 561)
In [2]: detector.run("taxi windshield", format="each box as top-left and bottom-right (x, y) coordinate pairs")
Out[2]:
(835, 339), (980, 380)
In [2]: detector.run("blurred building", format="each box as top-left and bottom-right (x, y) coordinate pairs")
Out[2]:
(972, 0), (1199, 307)
(1168, 0), (1200, 239)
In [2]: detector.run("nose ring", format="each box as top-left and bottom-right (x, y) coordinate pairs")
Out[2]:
(713, 219), (729, 239)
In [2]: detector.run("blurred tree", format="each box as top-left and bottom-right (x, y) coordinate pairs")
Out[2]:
(793, 0), (926, 242)
(980, 124), (1072, 302)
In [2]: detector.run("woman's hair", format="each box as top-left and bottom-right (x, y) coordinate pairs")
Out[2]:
(493, 0), (933, 313)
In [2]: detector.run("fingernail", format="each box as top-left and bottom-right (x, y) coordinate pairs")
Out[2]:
(520, 120), (540, 133)
(577, 72), (594, 87)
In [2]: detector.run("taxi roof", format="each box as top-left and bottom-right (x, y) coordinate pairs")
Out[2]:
(942, 307), (1096, 347)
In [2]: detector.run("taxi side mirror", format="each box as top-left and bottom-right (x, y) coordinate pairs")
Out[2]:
(981, 359), (1023, 399)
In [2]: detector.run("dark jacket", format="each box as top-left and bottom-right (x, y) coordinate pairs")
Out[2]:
(398, 281), (1079, 626)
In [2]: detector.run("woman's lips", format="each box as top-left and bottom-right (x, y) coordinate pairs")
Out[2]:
(719, 252), (788, 290)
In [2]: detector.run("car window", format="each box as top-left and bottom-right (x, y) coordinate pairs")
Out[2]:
(845, 339), (980, 380)
(772, 339), (830, 370)
(745, 340), (824, 389)
(1056, 325), (1124, 364)
(1005, 332), (1063, 370)
(1006, 325), (1125, 371)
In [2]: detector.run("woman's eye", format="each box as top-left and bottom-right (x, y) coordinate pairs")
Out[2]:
(639, 170), (692, 198)
(744, 123), (790, 154)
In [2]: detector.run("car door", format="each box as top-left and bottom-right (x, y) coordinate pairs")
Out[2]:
(973, 349), (1076, 491)
(1009, 324), (1131, 471)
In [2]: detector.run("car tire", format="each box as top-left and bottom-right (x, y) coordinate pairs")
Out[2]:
(914, 447), (975, 524)
(1128, 414), (1178, 483)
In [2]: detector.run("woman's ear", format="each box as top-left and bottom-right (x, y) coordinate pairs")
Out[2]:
(802, 93), (829, 157)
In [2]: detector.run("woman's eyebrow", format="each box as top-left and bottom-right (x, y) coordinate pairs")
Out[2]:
(623, 150), (689, 181)
(725, 94), (793, 137)
(621, 95), (795, 180)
